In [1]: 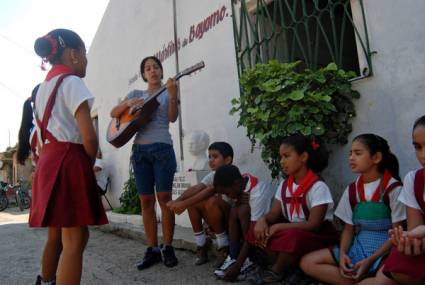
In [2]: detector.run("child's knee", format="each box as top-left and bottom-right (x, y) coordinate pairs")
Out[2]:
(204, 195), (220, 211)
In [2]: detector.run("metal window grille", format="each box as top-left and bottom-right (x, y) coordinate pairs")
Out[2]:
(231, 0), (373, 80)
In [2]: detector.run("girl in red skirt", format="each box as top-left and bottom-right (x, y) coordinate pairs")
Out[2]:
(381, 116), (425, 285)
(29, 29), (108, 285)
(245, 134), (338, 283)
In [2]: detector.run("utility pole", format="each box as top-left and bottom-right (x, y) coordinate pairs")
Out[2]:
(8, 129), (10, 147)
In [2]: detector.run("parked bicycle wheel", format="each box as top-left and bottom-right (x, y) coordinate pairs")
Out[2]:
(16, 190), (31, 211)
(0, 192), (8, 211)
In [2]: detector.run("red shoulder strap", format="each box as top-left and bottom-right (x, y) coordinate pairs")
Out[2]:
(383, 181), (403, 206)
(414, 169), (425, 213)
(348, 182), (357, 210)
(36, 74), (72, 142)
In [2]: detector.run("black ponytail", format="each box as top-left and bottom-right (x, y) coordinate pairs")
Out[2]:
(281, 134), (329, 173)
(34, 29), (84, 64)
(353, 134), (401, 181)
(17, 85), (39, 165)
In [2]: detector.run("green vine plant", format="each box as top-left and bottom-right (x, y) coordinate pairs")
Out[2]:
(230, 60), (360, 178)
(114, 171), (141, 215)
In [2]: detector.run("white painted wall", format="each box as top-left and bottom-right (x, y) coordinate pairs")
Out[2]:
(325, 0), (425, 199)
(86, 0), (425, 208)
(85, 0), (271, 208)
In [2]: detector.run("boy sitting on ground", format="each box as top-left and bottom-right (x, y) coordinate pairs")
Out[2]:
(167, 142), (234, 266)
(213, 165), (275, 281)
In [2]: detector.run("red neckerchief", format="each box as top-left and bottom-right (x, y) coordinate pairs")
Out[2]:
(357, 170), (392, 202)
(45, 64), (73, 81)
(243, 173), (258, 192)
(287, 169), (319, 218)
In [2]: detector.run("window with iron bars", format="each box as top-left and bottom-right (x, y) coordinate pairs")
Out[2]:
(231, 0), (373, 80)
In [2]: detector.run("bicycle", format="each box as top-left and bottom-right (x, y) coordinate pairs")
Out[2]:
(13, 179), (31, 211)
(0, 181), (8, 211)
(0, 179), (31, 211)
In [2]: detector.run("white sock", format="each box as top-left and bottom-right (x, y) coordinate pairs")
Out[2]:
(194, 231), (207, 247)
(41, 279), (56, 285)
(216, 232), (229, 249)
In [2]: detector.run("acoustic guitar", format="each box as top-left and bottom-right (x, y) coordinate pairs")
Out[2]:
(107, 61), (205, 148)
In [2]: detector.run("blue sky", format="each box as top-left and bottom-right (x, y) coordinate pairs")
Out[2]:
(0, 0), (109, 151)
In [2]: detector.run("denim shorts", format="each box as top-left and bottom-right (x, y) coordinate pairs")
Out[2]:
(131, 143), (177, 195)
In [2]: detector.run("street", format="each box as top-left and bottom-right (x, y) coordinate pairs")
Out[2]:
(0, 208), (248, 285)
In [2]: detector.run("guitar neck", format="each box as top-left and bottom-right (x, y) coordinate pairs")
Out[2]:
(133, 73), (186, 112)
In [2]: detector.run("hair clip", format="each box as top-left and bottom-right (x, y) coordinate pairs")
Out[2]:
(311, 138), (320, 151)
(58, 36), (66, 48)
(43, 35), (58, 60)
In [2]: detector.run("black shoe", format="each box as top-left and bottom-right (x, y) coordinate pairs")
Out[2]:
(161, 244), (178, 267)
(136, 247), (162, 270)
(35, 275), (55, 285)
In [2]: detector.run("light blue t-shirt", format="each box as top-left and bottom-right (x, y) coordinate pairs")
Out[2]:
(126, 89), (172, 145)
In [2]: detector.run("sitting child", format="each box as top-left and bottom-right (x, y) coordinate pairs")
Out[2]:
(167, 142), (233, 266)
(382, 116), (425, 285)
(301, 134), (405, 285)
(246, 134), (338, 284)
(212, 165), (275, 281)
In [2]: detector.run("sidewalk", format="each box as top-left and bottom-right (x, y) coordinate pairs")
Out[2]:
(98, 211), (198, 252)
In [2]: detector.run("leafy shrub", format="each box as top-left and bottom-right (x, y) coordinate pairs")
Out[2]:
(113, 172), (141, 215)
(231, 60), (360, 177)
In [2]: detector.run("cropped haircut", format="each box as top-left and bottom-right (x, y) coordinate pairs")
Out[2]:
(353, 133), (400, 181)
(213, 165), (243, 189)
(208, 141), (234, 162)
(281, 134), (329, 173)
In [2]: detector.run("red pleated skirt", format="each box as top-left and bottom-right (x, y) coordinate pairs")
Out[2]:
(383, 246), (425, 279)
(29, 141), (108, 227)
(245, 221), (338, 255)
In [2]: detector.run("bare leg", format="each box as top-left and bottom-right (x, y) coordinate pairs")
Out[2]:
(140, 194), (157, 247)
(41, 227), (62, 281)
(56, 227), (89, 285)
(300, 248), (355, 285)
(157, 192), (174, 245)
(391, 272), (425, 285)
(356, 267), (397, 285)
(271, 251), (298, 274)
(187, 200), (207, 233)
(203, 195), (230, 234)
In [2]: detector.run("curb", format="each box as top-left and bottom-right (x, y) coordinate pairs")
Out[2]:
(96, 211), (198, 252)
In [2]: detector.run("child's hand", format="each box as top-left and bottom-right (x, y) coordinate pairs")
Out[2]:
(168, 201), (186, 215)
(398, 235), (425, 256)
(407, 225), (425, 239)
(339, 253), (355, 279)
(254, 218), (269, 246)
(223, 263), (241, 282)
(352, 257), (373, 281)
(389, 225), (405, 247)
(166, 78), (178, 100)
(236, 192), (249, 206)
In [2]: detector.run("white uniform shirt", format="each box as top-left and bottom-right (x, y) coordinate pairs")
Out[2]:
(200, 171), (214, 187)
(34, 75), (94, 144)
(335, 177), (406, 225)
(274, 179), (334, 223)
(399, 170), (425, 212)
(243, 174), (275, 221)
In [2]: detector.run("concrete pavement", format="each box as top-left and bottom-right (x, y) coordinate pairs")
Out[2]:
(0, 207), (249, 285)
